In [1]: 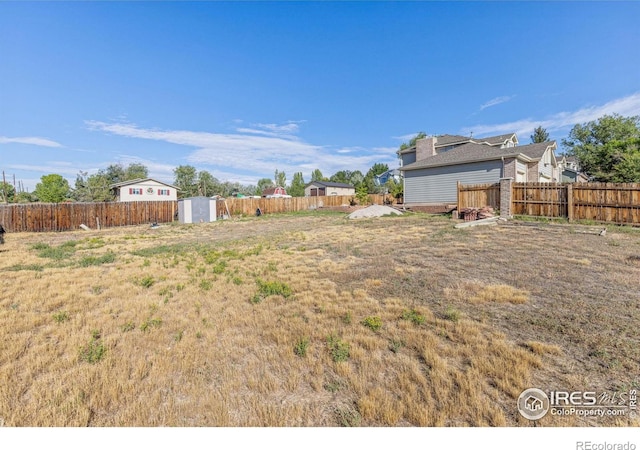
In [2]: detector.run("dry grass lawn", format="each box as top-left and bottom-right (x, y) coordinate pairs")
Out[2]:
(1, 211), (639, 427)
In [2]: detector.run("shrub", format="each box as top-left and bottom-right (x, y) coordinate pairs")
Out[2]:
(252, 279), (293, 304)
(293, 337), (310, 357)
(389, 339), (403, 353)
(199, 279), (213, 291)
(327, 334), (350, 362)
(137, 276), (155, 288)
(212, 261), (227, 274)
(401, 309), (425, 325)
(335, 406), (361, 427)
(52, 311), (69, 323)
(79, 331), (105, 364)
(78, 252), (115, 267)
(140, 318), (162, 332)
(444, 306), (461, 322)
(361, 316), (382, 332)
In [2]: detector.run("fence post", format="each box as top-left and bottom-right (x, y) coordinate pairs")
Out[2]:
(499, 177), (513, 219)
(567, 183), (574, 222)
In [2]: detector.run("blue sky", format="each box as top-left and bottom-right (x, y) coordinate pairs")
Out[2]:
(1, 1), (639, 191)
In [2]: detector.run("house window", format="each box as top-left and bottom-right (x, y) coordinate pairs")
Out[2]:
(157, 189), (170, 196)
(129, 188), (143, 195)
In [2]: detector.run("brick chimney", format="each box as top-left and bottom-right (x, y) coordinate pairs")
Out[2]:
(416, 136), (437, 161)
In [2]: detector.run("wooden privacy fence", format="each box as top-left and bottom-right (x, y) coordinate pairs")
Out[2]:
(458, 181), (640, 225)
(0, 195), (391, 232)
(0, 201), (177, 232)
(218, 194), (387, 217)
(457, 182), (500, 210)
(512, 182), (568, 218)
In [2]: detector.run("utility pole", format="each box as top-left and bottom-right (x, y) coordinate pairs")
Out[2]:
(2, 171), (8, 204)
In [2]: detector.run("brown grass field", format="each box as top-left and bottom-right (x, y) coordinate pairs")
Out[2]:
(1, 210), (639, 427)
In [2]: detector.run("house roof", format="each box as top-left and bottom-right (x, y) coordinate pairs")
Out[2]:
(109, 178), (180, 190)
(476, 133), (518, 146)
(262, 186), (287, 195)
(306, 181), (355, 189)
(401, 141), (557, 171)
(398, 133), (518, 155)
(510, 141), (556, 160)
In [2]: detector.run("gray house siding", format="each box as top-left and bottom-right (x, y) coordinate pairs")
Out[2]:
(404, 160), (503, 204)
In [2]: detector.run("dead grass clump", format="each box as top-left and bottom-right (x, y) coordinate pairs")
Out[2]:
(470, 284), (529, 304)
(522, 341), (563, 356)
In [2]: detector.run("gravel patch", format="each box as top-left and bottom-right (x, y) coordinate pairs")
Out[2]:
(347, 204), (403, 219)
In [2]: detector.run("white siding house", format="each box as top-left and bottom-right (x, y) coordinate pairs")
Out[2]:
(110, 178), (179, 202)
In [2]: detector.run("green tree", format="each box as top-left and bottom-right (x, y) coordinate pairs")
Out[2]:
(104, 164), (126, 185)
(288, 172), (306, 197)
(103, 163), (149, 185)
(363, 163), (389, 194)
(197, 170), (219, 197)
(34, 174), (71, 203)
(530, 126), (550, 143)
(562, 114), (640, 181)
(256, 178), (274, 195)
(311, 169), (326, 182)
(386, 178), (403, 199)
(0, 182), (15, 203)
(329, 170), (351, 184)
(73, 171), (113, 202)
(398, 132), (427, 153)
(274, 169), (286, 188)
(14, 191), (35, 203)
(124, 162), (149, 180)
(355, 184), (370, 204)
(173, 165), (199, 198)
(348, 170), (364, 189)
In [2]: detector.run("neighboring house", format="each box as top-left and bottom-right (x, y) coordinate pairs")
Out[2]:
(304, 181), (356, 197)
(374, 168), (401, 186)
(110, 178), (179, 202)
(400, 133), (558, 205)
(557, 155), (589, 183)
(262, 186), (288, 197)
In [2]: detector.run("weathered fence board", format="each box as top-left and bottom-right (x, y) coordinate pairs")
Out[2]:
(0, 201), (177, 232)
(457, 182), (500, 210)
(512, 182), (567, 218)
(458, 182), (640, 225)
(217, 194), (387, 217)
(0, 194), (392, 232)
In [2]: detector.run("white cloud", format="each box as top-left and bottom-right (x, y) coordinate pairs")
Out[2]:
(7, 162), (80, 176)
(86, 120), (398, 184)
(0, 136), (63, 147)
(462, 92), (640, 139)
(479, 95), (515, 111)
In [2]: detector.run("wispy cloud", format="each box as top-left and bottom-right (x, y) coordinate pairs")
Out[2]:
(235, 121), (306, 138)
(479, 95), (515, 111)
(86, 120), (398, 183)
(7, 162), (81, 177)
(462, 92), (640, 139)
(0, 136), (63, 148)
